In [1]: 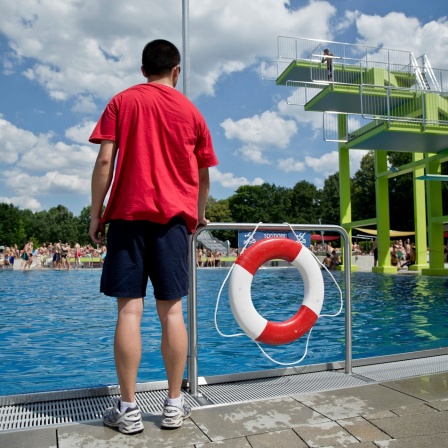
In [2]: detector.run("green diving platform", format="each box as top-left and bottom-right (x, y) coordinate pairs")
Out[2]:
(266, 36), (448, 276)
(276, 59), (416, 89)
(345, 122), (448, 154)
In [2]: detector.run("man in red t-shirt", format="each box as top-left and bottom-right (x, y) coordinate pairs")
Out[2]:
(89, 39), (218, 434)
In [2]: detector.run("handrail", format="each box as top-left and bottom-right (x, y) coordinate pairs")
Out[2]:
(187, 222), (352, 397)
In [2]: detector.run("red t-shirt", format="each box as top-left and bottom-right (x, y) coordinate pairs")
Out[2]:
(89, 83), (218, 233)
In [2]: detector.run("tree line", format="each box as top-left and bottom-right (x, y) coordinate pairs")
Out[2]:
(1, 152), (446, 249)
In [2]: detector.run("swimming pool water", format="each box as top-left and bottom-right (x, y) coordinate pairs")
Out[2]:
(0, 268), (447, 396)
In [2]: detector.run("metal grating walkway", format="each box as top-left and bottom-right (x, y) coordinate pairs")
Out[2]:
(353, 354), (448, 382)
(1, 354), (447, 432)
(197, 370), (367, 405)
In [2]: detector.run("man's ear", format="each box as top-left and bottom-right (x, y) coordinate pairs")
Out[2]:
(141, 66), (148, 78)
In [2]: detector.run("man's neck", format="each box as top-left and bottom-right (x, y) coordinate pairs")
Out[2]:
(147, 75), (175, 88)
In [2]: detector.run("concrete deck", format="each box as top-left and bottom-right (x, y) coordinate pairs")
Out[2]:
(1, 371), (447, 448)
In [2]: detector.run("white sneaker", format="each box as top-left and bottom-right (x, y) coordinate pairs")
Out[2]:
(161, 396), (192, 429)
(103, 400), (144, 435)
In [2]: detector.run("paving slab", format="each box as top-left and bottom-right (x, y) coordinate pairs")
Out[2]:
(372, 410), (448, 439)
(0, 427), (57, 448)
(58, 415), (207, 448)
(337, 416), (391, 442)
(322, 443), (378, 448)
(375, 432), (448, 448)
(292, 420), (358, 447)
(389, 402), (438, 416)
(428, 399), (448, 411)
(247, 428), (307, 448)
(380, 372), (448, 402)
(190, 397), (330, 442)
(294, 384), (423, 420)
(196, 436), (253, 447)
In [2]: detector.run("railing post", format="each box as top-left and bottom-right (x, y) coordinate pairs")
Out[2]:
(187, 233), (199, 396)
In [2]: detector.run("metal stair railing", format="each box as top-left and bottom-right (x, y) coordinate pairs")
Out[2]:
(417, 54), (441, 92)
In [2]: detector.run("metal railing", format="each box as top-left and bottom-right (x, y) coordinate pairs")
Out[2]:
(260, 59), (291, 80)
(286, 80), (327, 106)
(322, 112), (381, 143)
(278, 36), (414, 66)
(360, 84), (448, 126)
(263, 37), (448, 95)
(187, 223), (352, 397)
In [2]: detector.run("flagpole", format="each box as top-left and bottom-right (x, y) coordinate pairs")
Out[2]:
(182, 0), (190, 98)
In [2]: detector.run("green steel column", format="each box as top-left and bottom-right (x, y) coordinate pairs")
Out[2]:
(422, 155), (448, 276)
(373, 150), (396, 273)
(409, 152), (428, 271)
(338, 114), (355, 271)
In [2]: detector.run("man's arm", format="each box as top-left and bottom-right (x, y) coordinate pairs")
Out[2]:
(89, 140), (118, 243)
(197, 167), (210, 227)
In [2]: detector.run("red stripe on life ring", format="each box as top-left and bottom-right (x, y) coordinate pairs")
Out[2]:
(256, 304), (318, 345)
(236, 238), (303, 275)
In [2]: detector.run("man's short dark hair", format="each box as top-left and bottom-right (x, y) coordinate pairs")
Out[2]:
(142, 39), (181, 76)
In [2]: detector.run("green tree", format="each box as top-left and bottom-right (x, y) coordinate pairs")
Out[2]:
(205, 197), (236, 247)
(228, 183), (291, 223)
(0, 203), (26, 246)
(289, 180), (320, 223)
(388, 152), (414, 230)
(77, 205), (93, 245)
(352, 151), (376, 222)
(319, 172), (340, 225)
(45, 205), (79, 243)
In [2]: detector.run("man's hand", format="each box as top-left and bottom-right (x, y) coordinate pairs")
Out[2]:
(89, 217), (105, 244)
(196, 217), (210, 230)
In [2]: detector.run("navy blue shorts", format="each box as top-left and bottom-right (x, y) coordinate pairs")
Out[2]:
(100, 218), (189, 300)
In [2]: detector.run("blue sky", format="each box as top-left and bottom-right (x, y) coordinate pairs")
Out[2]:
(1, 0), (447, 215)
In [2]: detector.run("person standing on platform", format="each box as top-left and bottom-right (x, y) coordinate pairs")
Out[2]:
(322, 48), (334, 81)
(89, 39), (218, 435)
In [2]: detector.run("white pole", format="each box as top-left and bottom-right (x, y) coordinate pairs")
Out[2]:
(182, 0), (190, 98)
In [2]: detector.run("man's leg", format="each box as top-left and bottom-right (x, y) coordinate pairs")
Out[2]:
(114, 297), (143, 403)
(156, 298), (187, 398)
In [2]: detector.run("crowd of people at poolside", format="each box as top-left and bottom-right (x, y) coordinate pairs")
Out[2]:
(196, 248), (226, 268)
(2, 239), (447, 271)
(0, 241), (107, 270)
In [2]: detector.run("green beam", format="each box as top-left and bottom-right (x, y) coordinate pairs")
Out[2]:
(410, 153), (429, 271)
(373, 151), (397, 274)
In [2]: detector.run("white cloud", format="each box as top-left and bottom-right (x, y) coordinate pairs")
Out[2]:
(65, 121), (98, 144)
(210, 167), (264, 189)
(0, 195), (42, 211)
(354, 11), (448, 69)
(221, 110), (298, 163)
(72, 96), (98, 114)
(221, 111), (297, 147)
(305, 150), (339, 177)
(0, 0), (338, 101)
(278, 99), (323, 137)
(0, 118), (97, 209)
(237, 145), (271, 165)
(278, 157), (306, 173)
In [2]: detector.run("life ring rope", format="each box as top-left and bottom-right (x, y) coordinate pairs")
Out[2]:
(213, 222), (343, 366)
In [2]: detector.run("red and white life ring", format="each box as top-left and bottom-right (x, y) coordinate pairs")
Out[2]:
(229, 238), (324, 345)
